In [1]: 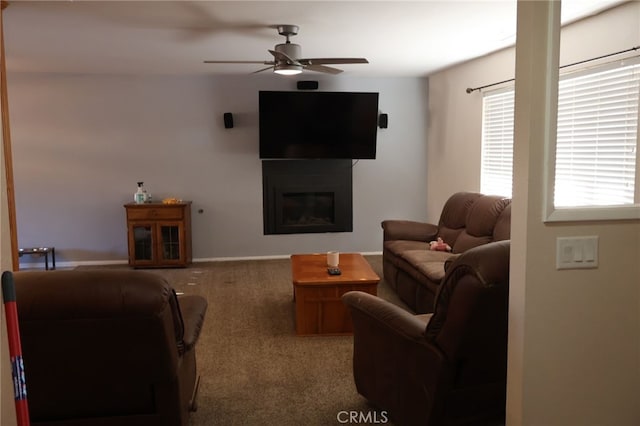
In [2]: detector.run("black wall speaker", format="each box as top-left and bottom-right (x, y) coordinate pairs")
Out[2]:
(378, 113), (388, 129)
(297, 80), (319, 90)
(223, 112), (234, 129)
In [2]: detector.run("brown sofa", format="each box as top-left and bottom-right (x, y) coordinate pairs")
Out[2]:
(382, 192), (511, 313)
(14, 270), (208, 426)
(343, 240), (511, 426)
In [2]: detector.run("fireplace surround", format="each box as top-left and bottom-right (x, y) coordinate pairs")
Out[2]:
(262, 160), (353, 235)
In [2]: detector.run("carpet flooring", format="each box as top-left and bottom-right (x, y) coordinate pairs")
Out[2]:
(133, 255), (406, 426)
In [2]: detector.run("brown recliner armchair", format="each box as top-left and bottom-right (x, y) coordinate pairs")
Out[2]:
(343, 240), (510, 426)
(14, 270), (208, 426)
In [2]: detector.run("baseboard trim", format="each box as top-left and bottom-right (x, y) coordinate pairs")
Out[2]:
(194, 255), (289, 263)
(19, 251), (383, 269)
(19, 259), (129, 270)
(194, 251), (382, 263)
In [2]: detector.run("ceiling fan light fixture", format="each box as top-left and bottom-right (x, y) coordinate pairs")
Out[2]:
(204, 24), (367, 75)
(274, 64), (303, 75)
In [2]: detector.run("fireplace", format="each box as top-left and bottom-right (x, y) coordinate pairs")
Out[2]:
(262, 160), (353, 235)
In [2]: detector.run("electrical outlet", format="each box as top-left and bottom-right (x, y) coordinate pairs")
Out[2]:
(556, 236), (599, 270)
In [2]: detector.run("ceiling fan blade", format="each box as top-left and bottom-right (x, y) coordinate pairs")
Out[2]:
(299, 58), (369, 65)
(304, 64), (343, 75)
(252, 66), (274, 74)
(204, 60), (273, 64)
(268, 49), (301, 65)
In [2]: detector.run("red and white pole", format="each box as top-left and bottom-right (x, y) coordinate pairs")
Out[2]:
(2, 271), (30, 426)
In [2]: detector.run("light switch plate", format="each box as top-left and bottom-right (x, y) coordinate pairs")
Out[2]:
(556, 236), (599, 270)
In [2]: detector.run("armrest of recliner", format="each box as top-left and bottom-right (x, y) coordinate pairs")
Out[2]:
(176, 295), (208, 353)
(342, 291), (428, 342)
(381, 220), (439, 243)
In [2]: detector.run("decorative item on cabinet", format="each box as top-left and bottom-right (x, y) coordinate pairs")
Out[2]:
(124, 202), (192, 268)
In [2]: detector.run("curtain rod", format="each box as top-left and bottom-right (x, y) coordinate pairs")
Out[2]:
(465, 45), (640, 94)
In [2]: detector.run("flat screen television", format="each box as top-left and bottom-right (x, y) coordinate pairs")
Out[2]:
(259, 91), (379, 159)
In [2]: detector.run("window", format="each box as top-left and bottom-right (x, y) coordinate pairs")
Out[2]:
(481, 59), (640, 218)
(481, 89), (515, 197)
(554, 63), (639, 207)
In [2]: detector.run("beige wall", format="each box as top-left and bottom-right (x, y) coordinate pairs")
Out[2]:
(426, 44), (514, 222)
(428, 2), (640, 424)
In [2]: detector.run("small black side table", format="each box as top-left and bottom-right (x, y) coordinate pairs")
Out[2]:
(18, 247), (56, 270)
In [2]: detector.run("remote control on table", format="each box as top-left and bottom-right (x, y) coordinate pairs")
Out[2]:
(327, 267), (341, 275)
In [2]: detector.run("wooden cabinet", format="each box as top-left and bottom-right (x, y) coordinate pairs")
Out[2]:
(124, 202), (192, 268)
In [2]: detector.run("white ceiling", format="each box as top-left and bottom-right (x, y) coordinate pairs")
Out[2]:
(2, 0), (626, 77)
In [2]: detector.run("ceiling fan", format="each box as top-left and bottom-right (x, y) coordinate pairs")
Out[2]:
(203, 24), (369, 75)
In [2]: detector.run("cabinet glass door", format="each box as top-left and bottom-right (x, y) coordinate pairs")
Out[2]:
(160, 224), (181, 261)
(133, 225), (153, 261)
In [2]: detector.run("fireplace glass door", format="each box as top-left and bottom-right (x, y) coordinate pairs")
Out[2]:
(281, 192), (336, 227)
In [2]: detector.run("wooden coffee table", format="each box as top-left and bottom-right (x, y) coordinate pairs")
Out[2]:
(291, 253), (380, 336)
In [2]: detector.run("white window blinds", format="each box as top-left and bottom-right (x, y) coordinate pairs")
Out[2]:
(480, 60), (640, 208)
(554, 63), (639, 207)
(481, 89), (514, 197)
